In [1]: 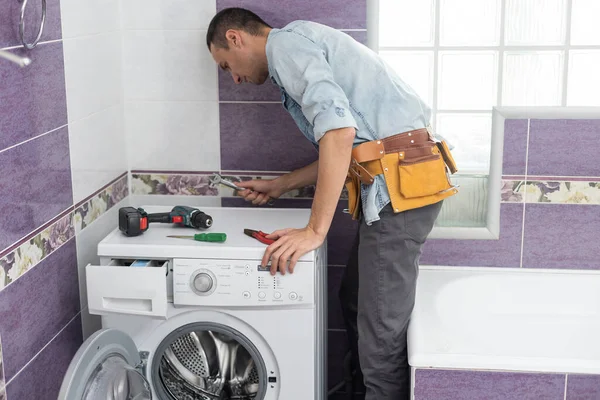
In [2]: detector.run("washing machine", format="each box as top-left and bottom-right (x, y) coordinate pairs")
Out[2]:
(58, 206), (327, 400)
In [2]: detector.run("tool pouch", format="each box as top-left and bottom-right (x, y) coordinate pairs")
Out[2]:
(398, 143), (452, 198)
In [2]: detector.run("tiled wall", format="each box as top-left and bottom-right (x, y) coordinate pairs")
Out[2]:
(413, 369), (600, 400)
(60, 0), (130, 340)
(412, 118), (600, 399)
(0, 0), (128, 397)
(421, 119), (600, 270)
(122, 0), (219, 176)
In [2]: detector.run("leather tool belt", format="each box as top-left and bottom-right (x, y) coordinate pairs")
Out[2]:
(345, 126), (459, 220)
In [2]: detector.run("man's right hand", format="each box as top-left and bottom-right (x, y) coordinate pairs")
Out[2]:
(236, 178), (286, 205)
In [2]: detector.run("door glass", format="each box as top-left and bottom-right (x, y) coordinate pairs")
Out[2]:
(83, 355), (152, 400)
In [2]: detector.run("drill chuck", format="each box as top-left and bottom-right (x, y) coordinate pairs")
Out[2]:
(191, 210), (213, 229)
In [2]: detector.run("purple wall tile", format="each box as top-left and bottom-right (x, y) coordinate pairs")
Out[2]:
(421, 203), (524, 268)
(216, 0), (366, 29)
(328, 330), (348, 391)
(0, 336), (4, 395)
(523, 204), (600, 269)
(221, 197), (312, 209)
(0, 0), (63, 48)
(218, 30), (368, 101)
(328, 266), (345, 330)
(414, 369), (565, 400)
(567, 374), (600, 400)
(220, 103), (318, 171)
(528, 119), (600, 177)
(4, 314), (82, 400)
(0, 42), (67, 151)
(503, 119), (528, 175)
(218, 70), (281, 102)
(0, 239), (79, 381)
(0, 126), (72, 252)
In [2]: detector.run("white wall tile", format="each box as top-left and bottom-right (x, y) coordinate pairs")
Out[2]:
(123, 30), (218, 101)
(69, 104), (127, 204)
(60, 0), (121, 39)
(63, 32), (123, 122)
(121, 0), (216, 30)
(125, 101), (220, 171)
(75, 199), (128, 339)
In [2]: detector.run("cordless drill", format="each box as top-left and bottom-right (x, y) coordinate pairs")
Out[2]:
(119, 205), (213, 237)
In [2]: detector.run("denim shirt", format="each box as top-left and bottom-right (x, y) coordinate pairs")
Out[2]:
(266, 21), (433, 225)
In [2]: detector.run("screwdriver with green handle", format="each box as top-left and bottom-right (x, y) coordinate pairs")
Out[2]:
(167, 233), (227, 243)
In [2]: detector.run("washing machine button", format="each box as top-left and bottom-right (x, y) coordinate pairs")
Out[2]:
(289, 292), (298, 300)
(243, 291), (251, 299)
(258, 291), (266, 299)
(273, 291), (281, 299)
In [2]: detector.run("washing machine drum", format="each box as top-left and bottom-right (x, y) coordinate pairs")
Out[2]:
(159, 330), (260, 399)
(58, 328), (264, 400)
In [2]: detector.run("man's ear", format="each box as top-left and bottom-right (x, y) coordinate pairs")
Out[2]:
(225, 30), (242, 48)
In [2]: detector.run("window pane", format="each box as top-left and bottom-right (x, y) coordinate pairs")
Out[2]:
(379, 51), (434, 106)
(502, 52), (563, 106)
(379, 0), (435, 47)
(440, 0), (501, 45)
(436, 175), (488, 228)
(435, 113), (492, 174)
(438, 51), (498, 110)
(571, 0), (600, 45)
(505, 0), (566, 45)
(567, 51), (600, 106)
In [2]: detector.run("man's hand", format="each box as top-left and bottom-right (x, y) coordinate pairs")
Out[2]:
(236, 178), (286, 205)
(261, 227), (325, 275)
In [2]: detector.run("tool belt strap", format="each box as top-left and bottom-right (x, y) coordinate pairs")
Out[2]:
(348, 128), (431, 185)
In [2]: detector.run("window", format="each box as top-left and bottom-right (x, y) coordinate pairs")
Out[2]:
(367, 0), (600, 236)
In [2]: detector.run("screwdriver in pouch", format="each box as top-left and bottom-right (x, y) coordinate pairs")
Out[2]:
(167, 233), (227, 243)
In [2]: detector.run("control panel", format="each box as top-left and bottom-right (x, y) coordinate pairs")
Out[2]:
(173, 258), (315, 307)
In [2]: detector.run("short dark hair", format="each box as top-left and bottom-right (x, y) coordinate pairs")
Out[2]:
(206, 8), (272, 50)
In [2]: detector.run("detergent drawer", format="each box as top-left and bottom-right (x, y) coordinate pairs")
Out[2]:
(86, 259), (169, 318)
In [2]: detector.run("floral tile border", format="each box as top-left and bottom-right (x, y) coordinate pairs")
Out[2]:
(73, 174), (128, 234)
(131, 172), (348, 200)
(501, 178), (600, 204)
(0, 335), (5, 400)
(0, 211), (74, 290)
(523, 181), (600, 204)
(0, 173), (129, 291)
(501, 180), (526, 203)
(131, 173), (219, 196)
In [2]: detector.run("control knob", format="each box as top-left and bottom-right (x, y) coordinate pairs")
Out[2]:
(190, 269), (216, 295)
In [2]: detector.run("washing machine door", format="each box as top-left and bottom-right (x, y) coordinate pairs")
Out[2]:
(58, 328), (152, 400)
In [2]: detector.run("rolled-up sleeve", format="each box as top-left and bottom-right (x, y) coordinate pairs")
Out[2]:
(268, 31), (358, 142)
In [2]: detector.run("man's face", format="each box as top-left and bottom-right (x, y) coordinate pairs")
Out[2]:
(210, 30), (269, 85)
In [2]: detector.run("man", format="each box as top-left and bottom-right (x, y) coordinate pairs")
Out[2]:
(206, 8), (457, 400)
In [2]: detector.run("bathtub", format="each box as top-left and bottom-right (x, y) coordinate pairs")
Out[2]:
(408, 266), (600, 375)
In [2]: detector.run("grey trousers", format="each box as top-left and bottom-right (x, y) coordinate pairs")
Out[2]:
(339, 201), (443, 400)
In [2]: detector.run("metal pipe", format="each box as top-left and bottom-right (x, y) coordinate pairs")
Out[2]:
(0, 49), (31, 67)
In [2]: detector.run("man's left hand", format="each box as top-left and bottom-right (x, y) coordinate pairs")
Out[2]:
(261, 227), (325, 275)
